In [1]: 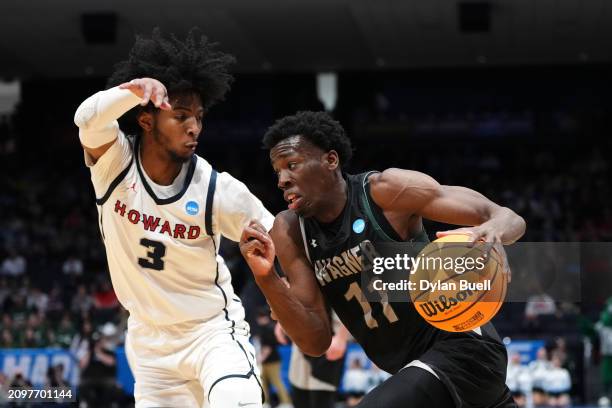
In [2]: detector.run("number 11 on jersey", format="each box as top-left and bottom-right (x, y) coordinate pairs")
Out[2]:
(344, 281), (398, 329)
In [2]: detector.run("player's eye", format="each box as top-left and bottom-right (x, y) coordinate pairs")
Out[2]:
(288, 162), (297, 170)
(175, 115), (185, 121)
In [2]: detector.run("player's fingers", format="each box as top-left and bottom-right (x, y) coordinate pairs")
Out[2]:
(240, 225), (261, 243)
(436, 229), (473, 239)
(160, 98), (172, 111)
(240, 239), (266, 256)
(241, 226), (268, 244)
(141, 83), (153, 106)
(153, 89), (164, 108)
(248, 220), (267, 234)
(246, 226), (274, 248)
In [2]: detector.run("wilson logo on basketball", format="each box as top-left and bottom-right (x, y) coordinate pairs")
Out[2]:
(417, 290), (476, 317)
(409, 233), (508, 332)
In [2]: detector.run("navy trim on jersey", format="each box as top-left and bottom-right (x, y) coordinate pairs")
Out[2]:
(134, 136), (197, 205)
(211, 239), (236, 338)
(95, 158), (133, 206)
(206, 337), (265, 404)
(205, 170), (217, 236)
(99, 211), (105, 241)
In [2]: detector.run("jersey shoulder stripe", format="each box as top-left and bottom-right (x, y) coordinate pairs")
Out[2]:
(95, 157), (133, 205)
(205, 169), (218, 236)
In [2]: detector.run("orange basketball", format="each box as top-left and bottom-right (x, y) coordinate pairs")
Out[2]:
(408, 233), (507, 332)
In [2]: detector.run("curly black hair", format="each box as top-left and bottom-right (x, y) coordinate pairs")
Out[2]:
(107, 27), (235, 109)
(262, 111), (353, 168)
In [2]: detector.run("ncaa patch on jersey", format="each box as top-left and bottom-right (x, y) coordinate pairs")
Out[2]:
(185, 201), (199, 215)
(352, 218), (365, 234)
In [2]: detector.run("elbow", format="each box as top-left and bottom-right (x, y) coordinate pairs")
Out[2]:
(300, 334), (332, 357)
(509, 207), (527, 239)
(518, 215), (527, 236)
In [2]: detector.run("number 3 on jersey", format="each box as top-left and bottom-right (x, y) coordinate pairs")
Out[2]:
(138, 238), (166, 271)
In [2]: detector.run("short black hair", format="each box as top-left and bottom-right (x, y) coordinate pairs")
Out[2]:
(263, 111), (353, 168)
(107, 27), (235, 109)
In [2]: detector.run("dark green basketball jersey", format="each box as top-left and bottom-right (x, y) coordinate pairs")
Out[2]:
(299, 172), (512, 406)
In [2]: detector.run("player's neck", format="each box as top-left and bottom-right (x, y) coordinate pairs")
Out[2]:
(139, 139), (182, 186)
(314, 173), (348, 224)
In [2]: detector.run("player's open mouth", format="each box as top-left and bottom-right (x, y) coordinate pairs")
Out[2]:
(185, 142), (198, 150)
(285, 193), (303, 210)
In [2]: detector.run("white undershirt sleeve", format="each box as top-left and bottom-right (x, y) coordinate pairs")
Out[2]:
(74, 86), (141, 197)
(74, 86), (142, 148)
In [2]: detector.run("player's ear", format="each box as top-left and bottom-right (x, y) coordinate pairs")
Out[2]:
(137, 111), (154, 132)
(324, 150), (340, 170)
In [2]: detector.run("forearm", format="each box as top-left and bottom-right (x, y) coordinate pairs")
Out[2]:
(483, 206), (526, 244)
(254, 272), (331, 356)
(74, 86), (141, 148)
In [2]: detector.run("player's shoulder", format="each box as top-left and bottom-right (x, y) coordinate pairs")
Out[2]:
(369, 168), (438, 194)
(271, 210), (303, 249)
(274, 210), (298, 228)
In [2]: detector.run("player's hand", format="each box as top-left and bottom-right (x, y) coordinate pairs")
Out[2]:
(325, 334), (347, 361)
(240, 220), (276, 278)
(436, 227), (512, 283)
(274, 322), (289, 345)
(118, 78), (172, 110)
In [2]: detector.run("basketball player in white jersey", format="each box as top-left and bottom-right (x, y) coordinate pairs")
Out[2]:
(73, 29), (273, 407)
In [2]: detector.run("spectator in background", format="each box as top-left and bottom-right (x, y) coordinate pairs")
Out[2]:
(525, 291), (557, 320)
(529, 346), (552, 406)
(24, 313), (46, 347)
(71, 284), (93, 318)
(596, 298), (612, 404)
(543, 354), (571, 407)
(8, 293), (29, 327)
(506, 353), (531, 408)
(79, 322), (124, 408)
(62, 254), (83, 277)
(0, 313), (13, 332)
(27, 287), (48, 314)
(1, 248), (26, 277)
(46, 284), (66, 321)
(277, 313), (348, 408)
(0, 278), (11, 306)
(342, 359), (369, 407)
(0, 372), (9, 405)
(254, 307), (292, 408)
(70, 320), (94, 371)
(55, 313), (76, 348)
(91, 279), (118, 323)
(366, 364), (391, 393)
(45, 364), (71, 407)
(0, 328), (15, 348)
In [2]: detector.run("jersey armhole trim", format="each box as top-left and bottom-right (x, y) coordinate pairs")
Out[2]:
(95, 158), (133, 206)
(298, 216), (312, 264)
(205, 169), (218, 236)
(360, 171), (398, 242)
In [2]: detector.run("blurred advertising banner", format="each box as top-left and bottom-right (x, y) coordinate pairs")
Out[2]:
(0, 348), (78, 387)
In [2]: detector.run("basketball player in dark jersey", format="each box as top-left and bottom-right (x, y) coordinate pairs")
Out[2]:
(240, 111), (526, 407)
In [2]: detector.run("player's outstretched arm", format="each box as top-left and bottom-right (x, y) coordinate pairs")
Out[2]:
(73, 77), (171, 163)
(240, 213), (332, 356)
(369, 168), (526, 245)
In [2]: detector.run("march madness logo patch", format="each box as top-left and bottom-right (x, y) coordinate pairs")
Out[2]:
(185, 201), (199, 215)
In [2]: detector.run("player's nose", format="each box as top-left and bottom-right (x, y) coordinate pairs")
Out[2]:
(277, 170), (292, 190)
(186, 117), (202, 138)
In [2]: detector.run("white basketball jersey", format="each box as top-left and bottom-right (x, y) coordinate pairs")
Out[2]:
(85, 132), (274, 327)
